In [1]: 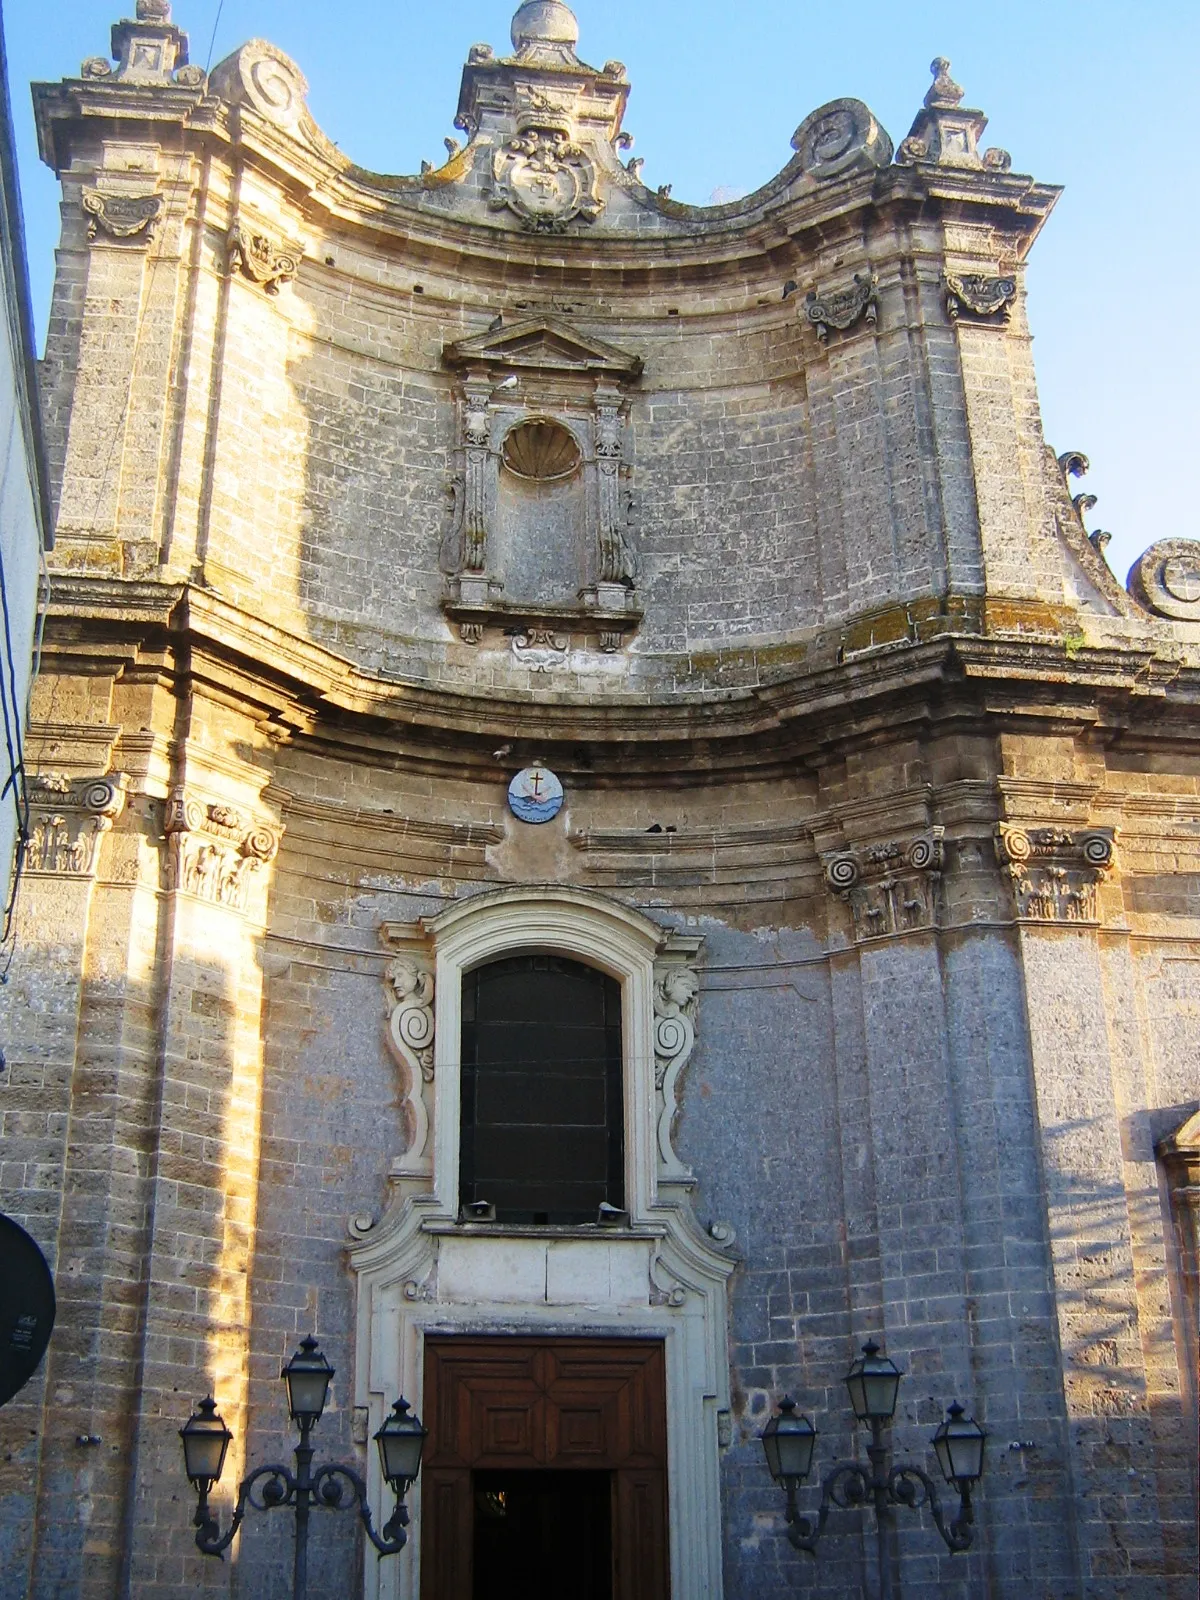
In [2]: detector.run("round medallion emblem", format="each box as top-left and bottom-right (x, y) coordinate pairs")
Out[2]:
(1162, 556), (1200, 605)
(508, 766), (565, 825)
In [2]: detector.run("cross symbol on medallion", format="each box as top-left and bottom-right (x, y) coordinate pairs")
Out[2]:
(528, 770), (546, 800)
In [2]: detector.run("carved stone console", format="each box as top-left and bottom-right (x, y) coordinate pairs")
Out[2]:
(227, 223), (301, 294)
(25, 773), (127, 877)
(381, 923), (437, 1181)
(802, 273), (878, 343)
(995, 825), (1116, 924)
(945, 271), (1017, 323)
(164, 789), (281, 912)
(81, 189), (163, 244)
(822, 830), (945, 943)
(440, 317), (644, 647)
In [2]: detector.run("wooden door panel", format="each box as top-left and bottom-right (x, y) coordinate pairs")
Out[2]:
(471, 1392), (546, 1463)
(422, 1338), (669, 1600)
(419, 1470), (473, 1600)
(615, 1470), (669, 1600)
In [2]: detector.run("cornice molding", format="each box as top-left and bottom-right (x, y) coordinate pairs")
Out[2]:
(36, 577), (1200, 769)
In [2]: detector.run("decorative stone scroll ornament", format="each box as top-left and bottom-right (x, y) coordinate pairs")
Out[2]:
(226, 225), (300, 294)
(81, 189), (163, 244)
(804, 274), (879, 343)
(944, 272), (1017, 322)
(164, 790), (281, 912)
(995, 825), (1116, 924)
(1128, 539), (1200, 622)
(654, 965), (699, 1176)
(384, 954), (436, 1179)
(791, 99), (894, 181)
(25, 774), (126, 877)
(489, 123), (604, 233)
(208, 39), (310, 133)
(822, 830), (945, 943)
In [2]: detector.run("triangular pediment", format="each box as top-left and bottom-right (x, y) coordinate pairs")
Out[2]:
(445, 316), (643, 378)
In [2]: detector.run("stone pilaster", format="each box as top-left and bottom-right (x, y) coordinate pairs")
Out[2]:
(121, 784), (281, 1594)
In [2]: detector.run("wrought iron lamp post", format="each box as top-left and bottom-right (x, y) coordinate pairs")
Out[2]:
(180, 1335), (426, 1600)
(761, 1340), (985, 1600)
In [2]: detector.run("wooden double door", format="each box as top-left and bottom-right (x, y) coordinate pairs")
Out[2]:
(421, 1338), (669, 1600)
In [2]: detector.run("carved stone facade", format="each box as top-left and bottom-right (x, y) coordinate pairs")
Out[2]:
(944, 270), (1018, 322)
(24, 774), (126, 876)
(81, 189), (163, 243)
(4, 6), (1198, 1600)
(227, 223), (300, 293)
(995, 824), (1116, 924)
(822, 831), (945, 942)
(164, 790), (281, 911)
(802, 273), (878, 342)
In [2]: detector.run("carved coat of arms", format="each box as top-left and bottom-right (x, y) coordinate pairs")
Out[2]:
(490, 126), (603, 233)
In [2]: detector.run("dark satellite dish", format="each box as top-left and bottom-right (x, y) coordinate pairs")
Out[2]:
(0, 1214), (56, 1408)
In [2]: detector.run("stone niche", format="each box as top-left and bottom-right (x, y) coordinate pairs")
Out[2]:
(440, 316), (644, 649)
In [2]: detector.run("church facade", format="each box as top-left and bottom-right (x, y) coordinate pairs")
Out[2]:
(1, 3), (1197, 1596)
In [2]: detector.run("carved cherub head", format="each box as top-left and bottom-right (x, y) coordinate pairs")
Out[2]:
(658, 968), (699, 1012)
(388, 957), (432, 1005)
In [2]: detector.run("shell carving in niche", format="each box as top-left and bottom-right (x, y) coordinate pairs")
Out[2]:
(502, 419), (581, 482)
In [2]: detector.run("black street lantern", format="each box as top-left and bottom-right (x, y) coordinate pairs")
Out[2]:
(375, 1399), (428, 1493)
(844, 1339), (902, 1424)
(180, 1336), (423, 1600)
(180, 1396), (233, 1490)
(761, 1337), (984, 1600)
(932, 1403), (987, 1489)
(761, 1398), (817, 1488)
(281, 1334), (334, 1425)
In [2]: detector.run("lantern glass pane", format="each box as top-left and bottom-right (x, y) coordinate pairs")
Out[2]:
(863, 1367), (900, 1421)
(285, 1368), (331, 1420)
(777, 1422), (816, 1481)
(845, 1369), (868, 1420)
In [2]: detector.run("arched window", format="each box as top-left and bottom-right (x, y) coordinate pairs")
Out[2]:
(459, 954), (624, 1225)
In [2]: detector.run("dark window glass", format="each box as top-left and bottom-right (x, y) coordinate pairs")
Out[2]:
(460, 954), (624, 1225)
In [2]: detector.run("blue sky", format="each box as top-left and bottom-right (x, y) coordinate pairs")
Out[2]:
(6, 1), (1198, 585)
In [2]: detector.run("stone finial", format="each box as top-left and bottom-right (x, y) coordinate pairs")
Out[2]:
(511, 1), (581, 55)
(107, 0), (190, 83)
(897, 53), (991, 171)
(925, 57), (965, 109)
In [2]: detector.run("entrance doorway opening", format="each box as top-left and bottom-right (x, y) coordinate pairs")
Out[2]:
(421, 1338), (668, 1600)
(472, 1470), (612, 1600)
